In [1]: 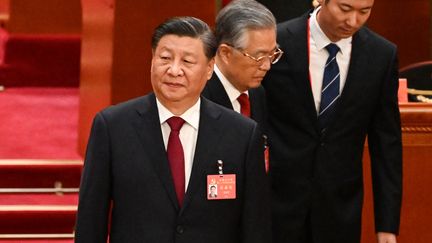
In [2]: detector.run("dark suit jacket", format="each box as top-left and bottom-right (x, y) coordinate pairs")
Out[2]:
(202, 73), (268, 133)
(262, 12), (402, 243)
(75, 93), (271, 243)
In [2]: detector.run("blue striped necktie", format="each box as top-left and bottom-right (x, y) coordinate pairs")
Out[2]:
(318, 43), (340, 130)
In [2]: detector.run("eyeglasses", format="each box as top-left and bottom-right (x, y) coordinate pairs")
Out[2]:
(228, 44), (284, 65)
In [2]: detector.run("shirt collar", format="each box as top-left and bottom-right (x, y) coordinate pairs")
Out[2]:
(156, 97), (200, 130)
(214, 64), (249, 102)
(310, 6), (352, 55)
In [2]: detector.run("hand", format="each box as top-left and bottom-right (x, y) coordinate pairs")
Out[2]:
(377, 232), (397, 243)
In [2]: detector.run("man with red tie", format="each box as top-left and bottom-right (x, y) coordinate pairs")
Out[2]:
(202, 0), (282, 172)
(75, 16), (271, 243)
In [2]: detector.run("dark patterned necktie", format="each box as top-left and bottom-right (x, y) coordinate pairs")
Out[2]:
(319, 43), (340, 130)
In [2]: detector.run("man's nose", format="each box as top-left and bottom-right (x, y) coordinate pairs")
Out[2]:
(167, 61), (184, 76)
(259, 58), (272, 71)
(346, 12), (360, 27)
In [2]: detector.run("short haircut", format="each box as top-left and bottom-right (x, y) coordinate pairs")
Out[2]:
(151, 16), (217, 60)
(215, 0), (276, 49)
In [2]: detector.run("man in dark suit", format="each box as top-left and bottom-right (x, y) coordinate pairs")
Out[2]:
(75, 16), (271, 243)
(263, 0), (402, 242)
(202, 0), (282, 125)
(202, 0), (282, 172)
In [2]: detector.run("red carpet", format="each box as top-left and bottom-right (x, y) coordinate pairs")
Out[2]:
(0, 160), (82, 188)
(0, 87), (81, 159)
(0, 193), (78, 234)
(0, 30), (83, 241)
(0, 88), (81, 239)
(0, 33), (81, 87)
(0, 193), (78, 205)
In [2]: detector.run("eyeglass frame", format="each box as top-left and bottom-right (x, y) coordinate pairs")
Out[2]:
(225, 43), (284, 65)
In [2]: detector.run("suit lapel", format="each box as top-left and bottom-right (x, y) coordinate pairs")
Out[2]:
(329, 28), (370, 128)
(249, 88), (264, 125)
(205, 73), (234, 110)
(132, 93), (180, 211)
(285, 13), (318, 124)
(180, 98), (223, 215)
(208, 72), (264, 124)
(339, 28), (369, 102)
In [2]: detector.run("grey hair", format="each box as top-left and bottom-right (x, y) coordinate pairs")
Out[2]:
(215, 0), (276, 49)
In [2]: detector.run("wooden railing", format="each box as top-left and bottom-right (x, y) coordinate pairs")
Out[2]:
(362, 103), (432, 243)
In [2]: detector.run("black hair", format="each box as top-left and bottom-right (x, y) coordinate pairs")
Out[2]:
(151, 16), (217, 60)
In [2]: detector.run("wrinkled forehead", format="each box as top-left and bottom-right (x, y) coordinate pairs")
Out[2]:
(154, 34), (205, 55)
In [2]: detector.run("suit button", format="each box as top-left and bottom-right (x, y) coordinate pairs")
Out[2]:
(321, 128), (327, 135)
(320, 142), (325, 146)
(176, 225), (184, 234)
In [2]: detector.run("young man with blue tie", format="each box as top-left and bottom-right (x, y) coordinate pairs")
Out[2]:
(263, 0), (402, 242)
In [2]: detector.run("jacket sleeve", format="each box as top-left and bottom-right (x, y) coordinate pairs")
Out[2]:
(367, 47), (403, 234)
(75, 112), (112, 242)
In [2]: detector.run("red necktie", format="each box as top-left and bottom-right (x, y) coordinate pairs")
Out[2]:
(166, 116), (186, 207)
(237, 93), (251, 117)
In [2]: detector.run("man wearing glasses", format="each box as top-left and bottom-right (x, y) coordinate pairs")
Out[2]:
(202, 0), (281, 173)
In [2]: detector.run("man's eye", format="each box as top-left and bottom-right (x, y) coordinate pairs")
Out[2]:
(184, 59), (195, 64)
(360, 9), (370, 14)
(340, 6), (350, 12)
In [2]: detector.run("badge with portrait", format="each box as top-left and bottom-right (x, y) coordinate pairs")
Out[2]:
(207, 160), (236, 200)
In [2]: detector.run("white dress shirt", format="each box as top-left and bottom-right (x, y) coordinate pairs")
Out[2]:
(214, 64), (249, 113)
(309, 6), (352, 113)
(156, 98), (200, 192)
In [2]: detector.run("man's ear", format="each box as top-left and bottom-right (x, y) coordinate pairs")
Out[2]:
(206, 58), (215, 80)
(150, 50), (155, 71)
(217, 44), (233, 64)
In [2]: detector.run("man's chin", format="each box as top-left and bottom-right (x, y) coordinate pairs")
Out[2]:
(339, 30), (356, 39)
(158, 92), (185, 103)
(248, 80), (263, 89)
